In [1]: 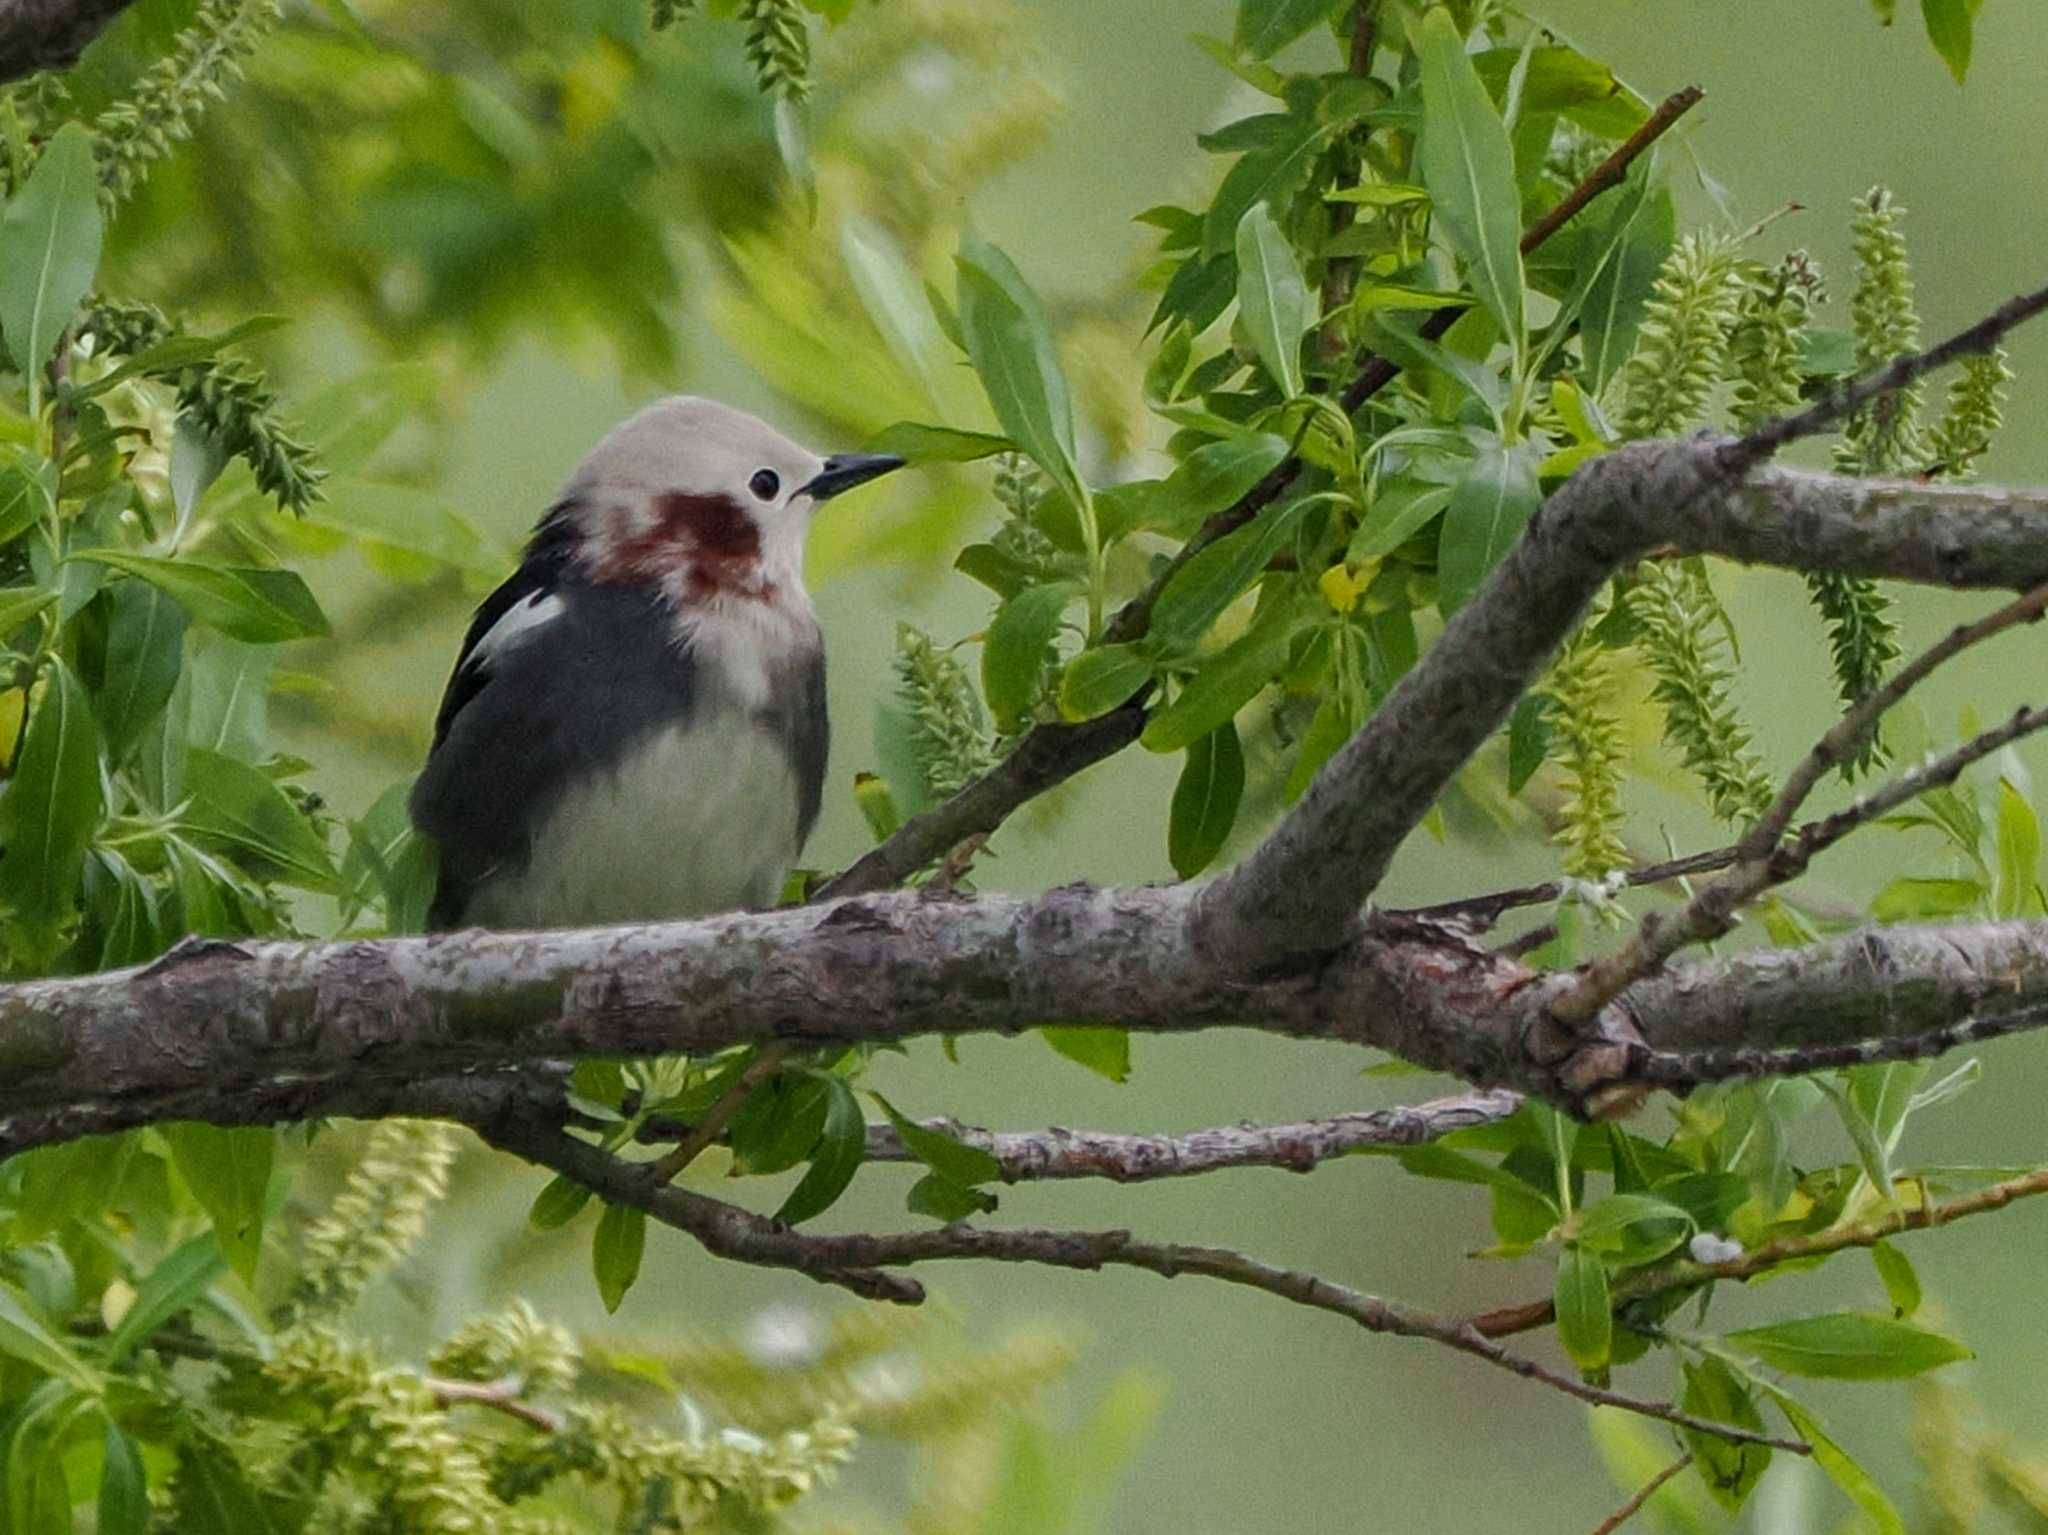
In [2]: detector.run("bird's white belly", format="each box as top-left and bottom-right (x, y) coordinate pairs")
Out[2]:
(466, 712), (800, 929)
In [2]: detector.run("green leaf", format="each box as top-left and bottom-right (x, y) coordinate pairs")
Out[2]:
(1870, 875), (1985, 921)
(593, 1202), (646, 1314)
(906, 1171), (998, 1221)
(1148, 500), (1310, 648)
(1168, 722), (1245, 878)
(0, 657), (104, 932)
(1043, 1025), (1130, 1083)
(12, 1133), (134, 1239)
(1553, 1244), (1611, 1371)
(74, 553), (328, 643)
(180, 747), (342, 893)
(1234, 0), (1346, 58)
(98, 1422), (148, 1535)
(528, 1174), (593, 1230)
(1202, 114), (1331, 256)
(1680, 1357), (1771, 1512)
(872, 1092), (1002, 1187)
(0, 124), (103, 390)
(1760, 1386), (1904, 1535)
(300, 480), (501, 578)
(1416, 8), (1525, 348)
(1921, 0), (1981, 82)
(163, 1124), (274, 1286)
(777, 1076), (866, 1225)
(1437, 440), (1541, 614)
(1870, 1240), (1922, 1317)
(1994, 776), (2042, 916)
(865, 421), (1014, 462)
(730, 1074), (831, 1176)
(97, 580), (188, 759)
(1350, 480), (1453, 562)
(1234, 203), (1313, 398)
(1580, 184), (1676, 393)
(1141, 612), (1303, 752)
(1150, 432), (1290, 538)
(0, 455), (54, 546)
(984, 582), (1076, 734)
(956, 236), (1084, 510)
(1720, 1311), (1971, 1380)
(106, 1234), (228, 1364)
(842, 216), (951, 401)
(1057, 643), (1151, 722)
(174, 1437), (279, 1535)
(0, 1281), (96, 1390)
(1568, 1192), (1692, 1255)
(1507, 693), (1547, 793)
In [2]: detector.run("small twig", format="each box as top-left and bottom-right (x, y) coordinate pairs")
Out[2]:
(1590, 1454), (1694, 1535)
(924, 831), (989, 897)
(1559, 585), (2048, 1025)
(426, 1375), (565, 1434)
(1728, 277), (2048, 471)
(1399, 845), (1742, 932)
(862, 1091), (1523, 1182)
(1521, 85), (1704, 253)
(646, 1042), (793, 1185)
(473, 1102), (1798, 1452)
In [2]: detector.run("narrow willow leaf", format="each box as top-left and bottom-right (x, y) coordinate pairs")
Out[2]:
(0, 1281), (97, 1390)
(1283, 688), (1355, 804)
(593, 1202), (647, 1314)
(302, 481), (500, 578)
(164, 1124), (274, 1285)
(1870, 1240), (1922, 1317)
(1168, 722), (1245, 878)
(1416, 9), (1524, 348)
(984, 582), (1076, 734)
(872, 1092), (1002, 1187)
(1234, 0), (1347, 59)
(1043, 1026), (1130, 1083)
(97, 579), (188, 759)
(0, 455), (54, 546)
(1920, 0), (1979, 82)
(956, 236), (1085, 510)
(842, 216), (951, 401)
(99, 1422), (148, 1535)
(1761, 1386), (1905, 1535)
(1202, 115), (1331, 256)
(1234, 203), (1312, 397)
(1507, 693), (1547, 793)
(180, 747), (342, 893)
(1151, 432), (1290, 537)
(529, 1175), (593, 1230)
(1680, 1357), (1771, 1513)
(1554, 1246), (1611, 1371)
(1720, 1311), (1970, 1380)
(0, 124), (103, 385)
(1869, 875), (1985, 921)
(1580, 184), (1677, 393)
(1141, 615), (1303, 753)
(1148, 500), (1310, 648)
(106, 1235), (226, 1364)
(0, 657), (104, 931)
(776, 1076), (865, 1225)
(75, 553), (328, 642)
(1437, 440), (1540, 614)
(1350, 480), (1453, 562)
(906, 1171), (998, 1221)
(865, 421), (1013, 462)
(1056, 643), (1151, 722)
(172, 1439), (279, 1535)
(1994, 776), (2042, 917)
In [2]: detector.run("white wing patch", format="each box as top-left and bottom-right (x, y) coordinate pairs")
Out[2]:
(467, 591), (566, 670)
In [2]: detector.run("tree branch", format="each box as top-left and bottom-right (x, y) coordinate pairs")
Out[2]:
(1590, 1455), (1695, 1535)
(862, 1091), (1523, 1182)
(1466, 1165), (2048, 1341)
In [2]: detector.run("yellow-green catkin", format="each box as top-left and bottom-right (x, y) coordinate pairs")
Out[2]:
(293, 1119), (458, 1316)
(894, 623), (996, 797)
(1617, 232), (1744, 440)
(741, 0), (812, 101)
(1539, 628), (1630, 878)
(1928, 348), (2013, 479)
(1728, 250), (1822, 433)
(1629, 562), (1774, 827)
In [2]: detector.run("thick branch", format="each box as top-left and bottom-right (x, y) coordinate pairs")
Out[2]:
(862, 1091), (1523, 1182)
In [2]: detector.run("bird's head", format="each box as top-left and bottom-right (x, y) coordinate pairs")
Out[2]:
(548, 395), (902, 612)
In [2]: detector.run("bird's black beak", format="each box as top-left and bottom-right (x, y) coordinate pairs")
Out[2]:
(799, 452), (904, 501)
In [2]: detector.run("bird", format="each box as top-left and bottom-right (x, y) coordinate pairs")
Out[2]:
(410, 396), (903, 931)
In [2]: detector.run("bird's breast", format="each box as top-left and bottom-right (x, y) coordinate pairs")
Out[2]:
(461, 709), (802, 930)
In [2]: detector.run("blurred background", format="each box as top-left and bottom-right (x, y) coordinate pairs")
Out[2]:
(76, 0), (2048, 1527)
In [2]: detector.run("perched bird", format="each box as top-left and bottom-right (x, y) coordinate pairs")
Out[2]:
(411, 396), (902, 931)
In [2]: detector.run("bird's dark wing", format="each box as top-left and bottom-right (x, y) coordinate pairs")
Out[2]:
(411, 559), (700, 929)
(774, 645), (828, 849)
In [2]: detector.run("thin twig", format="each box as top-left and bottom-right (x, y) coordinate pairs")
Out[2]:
(1590, 1454), (1695, 1535)
(862, 1091), (1524, 1182)
(1466, 1165), (2048, 1341)
(426, 1375), (566, 1434)
(1398, 845), (1743, 931)
(646, 1042), (793, 1185)
(1559, 585), (2048, 1025)
(1522, 86), (1704, 253)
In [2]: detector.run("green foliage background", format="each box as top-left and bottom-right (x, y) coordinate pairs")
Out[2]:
(5, 0), (2048, 1528)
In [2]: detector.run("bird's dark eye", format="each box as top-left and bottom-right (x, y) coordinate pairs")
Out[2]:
(748, 468), (781, 501)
